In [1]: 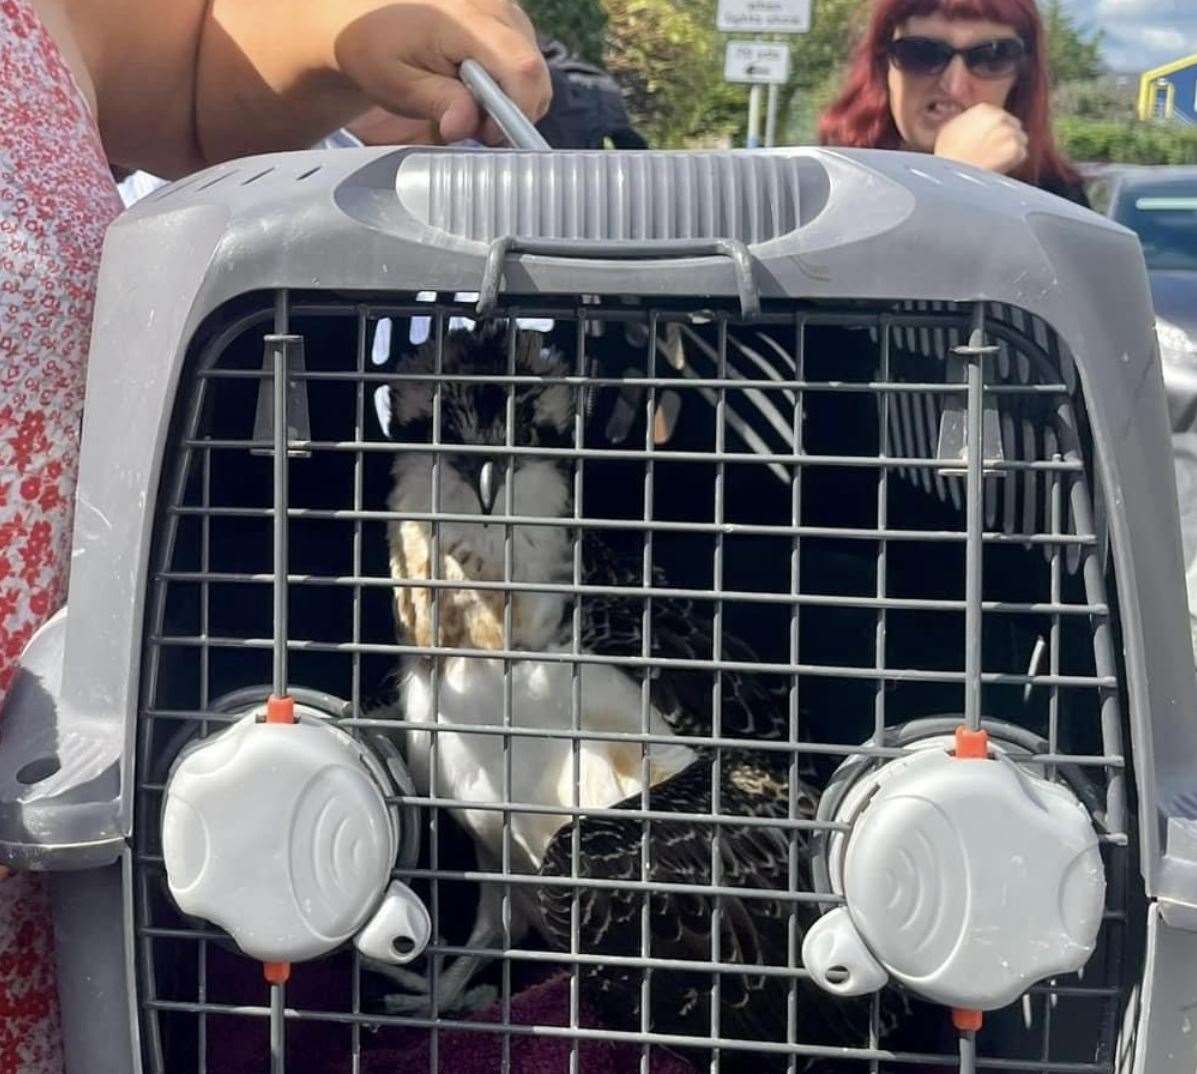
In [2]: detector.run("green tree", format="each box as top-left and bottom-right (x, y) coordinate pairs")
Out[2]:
(1056, 116), (1197, 165)
(774, 0), (868, 143)
(1040, 0), (1104, 85)
(602, 0), (742, 147)
(1052, 77), (1138, 123)
(521, 0), (607, 64)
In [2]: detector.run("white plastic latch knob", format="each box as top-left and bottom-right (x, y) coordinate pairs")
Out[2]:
(162, 711), (428, 966)
(802, 907), (889, 997)
(806, 744), (1105, 1011)
(354, 881), (432, 965)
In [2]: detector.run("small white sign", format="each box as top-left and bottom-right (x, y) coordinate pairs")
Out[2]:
(724, 42), (791, 84)
(717, 0), (811, 34)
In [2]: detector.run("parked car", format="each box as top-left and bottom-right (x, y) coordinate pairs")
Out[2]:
(1088, 165), (1197, 657)
(1089, 165), (1197, 430)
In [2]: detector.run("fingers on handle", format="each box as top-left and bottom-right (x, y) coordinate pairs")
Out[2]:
(336, 6), (549, 143)
(466, 31), (552, 125)
(401, 74), (485, 143)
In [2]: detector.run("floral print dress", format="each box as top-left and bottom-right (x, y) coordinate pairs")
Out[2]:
(0, 1), (122, 1069)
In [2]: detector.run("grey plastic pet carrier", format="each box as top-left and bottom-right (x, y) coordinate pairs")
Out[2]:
(3, 68), (1197, 1074)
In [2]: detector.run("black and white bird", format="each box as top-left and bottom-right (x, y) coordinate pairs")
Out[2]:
(382, 323), (873, 1067)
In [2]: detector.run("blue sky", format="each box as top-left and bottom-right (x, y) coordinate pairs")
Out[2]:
(1058, 0), (1197, 73)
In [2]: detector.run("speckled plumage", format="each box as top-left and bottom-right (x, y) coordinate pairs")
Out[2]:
(539, 543), (875, 1070)
(385, 324), (880, 1061)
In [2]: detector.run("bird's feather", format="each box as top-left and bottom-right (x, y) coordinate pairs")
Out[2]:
(385, 324), (885, 1059)
(573, 533), (797, 747)
(536, 761), (870, 1071)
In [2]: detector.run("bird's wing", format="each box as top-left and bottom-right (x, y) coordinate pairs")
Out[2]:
(576, 534), (793, 745)
(536, 760), (868, 1063)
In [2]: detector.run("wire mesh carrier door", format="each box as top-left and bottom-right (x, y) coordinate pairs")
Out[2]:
(3, 128), (1195, 1074)
(131, 283), (1134, 1074)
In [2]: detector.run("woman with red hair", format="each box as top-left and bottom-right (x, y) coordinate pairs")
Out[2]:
(819, 0), (1087, 203)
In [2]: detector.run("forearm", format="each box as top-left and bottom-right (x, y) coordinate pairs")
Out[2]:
(76, 0), (369, 175)
(72, 0), (546, 176)
(195, 0), (550, 158)
(75, 0), (210, 176)
(193, 1), (371, 166)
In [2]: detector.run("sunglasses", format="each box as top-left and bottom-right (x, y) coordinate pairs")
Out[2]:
(886, 36), (1029, 79)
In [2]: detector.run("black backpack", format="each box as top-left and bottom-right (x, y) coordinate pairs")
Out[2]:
(535, 37), (649, 150)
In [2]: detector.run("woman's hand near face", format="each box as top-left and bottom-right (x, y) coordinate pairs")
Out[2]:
(933, 102), (1028, 175)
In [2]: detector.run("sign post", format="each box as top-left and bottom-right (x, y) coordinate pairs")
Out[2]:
(747, 85), (763, 148)
(765, 84), (780, 146)
(719, 0), (810, 148)
(723, 39), (791, 149)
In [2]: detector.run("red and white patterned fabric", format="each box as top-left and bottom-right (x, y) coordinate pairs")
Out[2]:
(0, 2), (121, 1070)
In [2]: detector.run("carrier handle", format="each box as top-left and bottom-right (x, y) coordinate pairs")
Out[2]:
(460, 61), (761, 317)
(459, 59), (551, 151)
(477, 236), (762, 319)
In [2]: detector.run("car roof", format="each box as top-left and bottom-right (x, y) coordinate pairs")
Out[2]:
(1084, 164), (1197, 215)
(1105, 164), (1197, 189)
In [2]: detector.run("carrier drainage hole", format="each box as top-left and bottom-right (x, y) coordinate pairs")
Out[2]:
(392, 936), (416, 957)
(16, 756), (60, 785)
(826, 966), (851, 986)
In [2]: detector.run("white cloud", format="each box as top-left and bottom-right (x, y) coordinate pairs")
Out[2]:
(1099, 0), (1187, 15)
(1060, 0), (1197, 71)
(1137, 26), (1188, 51)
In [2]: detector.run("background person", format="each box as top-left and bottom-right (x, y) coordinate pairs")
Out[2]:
(818, 0), (1088, 205)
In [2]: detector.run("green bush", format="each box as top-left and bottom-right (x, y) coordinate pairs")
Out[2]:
(1052, 77), (1138, 123)
(1041, 0), (1103, 86)
(521, 0), (607, 64)
(603, 0), (742, 147)
(1057, 117), (1197, 165)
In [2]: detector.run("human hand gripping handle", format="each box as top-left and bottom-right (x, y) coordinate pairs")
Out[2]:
(458, 60), (550, 150)
(325, 0), (551, 145)
(933, 102), (1028, 175)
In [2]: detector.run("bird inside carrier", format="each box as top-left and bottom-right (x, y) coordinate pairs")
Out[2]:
(126, 280), (1133, 1074)
(3, 73), (1196, 1074)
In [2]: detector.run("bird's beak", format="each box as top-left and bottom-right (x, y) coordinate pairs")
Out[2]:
(477, 460), (498, 515)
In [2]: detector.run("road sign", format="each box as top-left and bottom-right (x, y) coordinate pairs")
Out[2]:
(716, 0), (811, 34)
(724, 42), (791, 85)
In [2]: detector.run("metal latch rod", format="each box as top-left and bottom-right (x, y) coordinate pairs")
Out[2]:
(476, 235), (762, 319)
